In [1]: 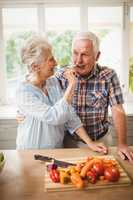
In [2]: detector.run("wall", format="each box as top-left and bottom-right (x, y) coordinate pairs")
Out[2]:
(0, 116), (133, 149)
(110, 116), (133, 146)
(0, 119), (17, 149)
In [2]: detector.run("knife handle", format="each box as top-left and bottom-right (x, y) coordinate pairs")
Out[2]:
(34, 154), (53, 162)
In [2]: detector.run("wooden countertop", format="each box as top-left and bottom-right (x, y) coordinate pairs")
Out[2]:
(0, 147), (133, 200)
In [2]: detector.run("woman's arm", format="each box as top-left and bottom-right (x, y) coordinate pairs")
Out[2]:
(64, 109), (108, 154)
(75, 126), (108, 153)
(16, 70), (77, 126)
(17, 90), (70, 125)
(63, 69), (76, 104)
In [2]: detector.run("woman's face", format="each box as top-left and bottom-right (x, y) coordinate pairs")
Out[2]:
(39, 51), (57, 79)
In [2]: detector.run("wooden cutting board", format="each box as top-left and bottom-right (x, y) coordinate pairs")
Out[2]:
(44, 155), (132, 192)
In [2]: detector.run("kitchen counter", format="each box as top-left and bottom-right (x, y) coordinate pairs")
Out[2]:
(0, 147), (133, 200)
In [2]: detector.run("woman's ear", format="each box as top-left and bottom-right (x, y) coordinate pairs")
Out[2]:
(95, 51), (101, 61)
(31, 63), (40, 72)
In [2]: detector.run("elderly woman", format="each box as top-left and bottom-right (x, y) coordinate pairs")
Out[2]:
(16, 36), (107, 152)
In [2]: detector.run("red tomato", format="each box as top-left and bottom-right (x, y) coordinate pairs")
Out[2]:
(86, 171), (97, 184)
(92, 162), (104, 176)
(104, 167), (120, 182)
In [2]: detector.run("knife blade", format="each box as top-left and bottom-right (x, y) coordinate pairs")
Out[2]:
(53, 159), (75, 167)
(34, 154), (75, 167)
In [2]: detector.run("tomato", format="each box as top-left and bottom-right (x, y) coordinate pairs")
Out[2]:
(86, 171), (97, 184)
(92, 162), (104, 176)
(104, 167), (120, 182)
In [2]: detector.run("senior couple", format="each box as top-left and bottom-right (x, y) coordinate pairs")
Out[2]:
(16, 31), (133, 163)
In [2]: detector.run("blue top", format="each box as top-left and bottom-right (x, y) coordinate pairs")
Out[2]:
(16, 76), (82, 149)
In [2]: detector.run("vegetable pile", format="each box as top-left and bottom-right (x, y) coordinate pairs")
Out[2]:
(47, 157), (120, 189)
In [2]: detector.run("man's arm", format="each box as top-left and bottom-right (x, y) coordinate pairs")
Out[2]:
(111, 104), (127, 145)
(111, 104), (133, 163)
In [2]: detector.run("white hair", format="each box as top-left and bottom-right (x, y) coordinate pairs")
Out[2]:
(21, 35), (52, 70)
(72, 31), (100, 56)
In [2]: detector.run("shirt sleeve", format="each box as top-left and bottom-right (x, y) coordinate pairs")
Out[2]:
(55, 68), (68, 89)
(64, 106), (83, 134)
(109, 70), (124, 107)
(16, 89), (72, 125)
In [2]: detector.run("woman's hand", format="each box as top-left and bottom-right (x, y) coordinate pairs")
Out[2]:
(88, 141), (108, 154)
(63, 69), (76, 86)
(75, 126), (108, 154)
(63, 69), (77, 104)
(16, 112), (25, 123)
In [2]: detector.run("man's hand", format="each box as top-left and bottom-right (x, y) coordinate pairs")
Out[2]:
(16, 112), (25, 123)
(117, 144), (133, 164)
(88, 141), (108, 154)
(111, 105), (133, 163)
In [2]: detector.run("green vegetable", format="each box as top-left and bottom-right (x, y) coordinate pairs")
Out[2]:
(0, 152), (4, 163)
(0, 152), (5, 172)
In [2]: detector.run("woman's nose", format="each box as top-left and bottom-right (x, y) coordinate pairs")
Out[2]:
(54, 59), (57, 66)
(52, 57), (57, 66)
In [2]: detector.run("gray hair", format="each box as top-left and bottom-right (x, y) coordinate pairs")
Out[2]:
(21, 36), (52, 70)
(72, 31), (100, 56)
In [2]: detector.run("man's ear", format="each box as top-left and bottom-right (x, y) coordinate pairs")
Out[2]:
(96, 51), (101, 61)
(31, 63), (40, 72)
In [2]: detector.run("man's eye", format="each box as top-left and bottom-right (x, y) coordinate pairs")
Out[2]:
(74, 51), (78, 55)
(83, 53), (89, 56)
(82, 53), (91, 57)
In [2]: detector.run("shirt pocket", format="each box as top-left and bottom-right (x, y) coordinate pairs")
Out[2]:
(86, 91), (108, 109)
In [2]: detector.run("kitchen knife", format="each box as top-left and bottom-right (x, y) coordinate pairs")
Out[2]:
(34, 154), (75, 167)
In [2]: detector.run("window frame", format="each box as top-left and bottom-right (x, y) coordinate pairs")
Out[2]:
(0, 0), (133, 106)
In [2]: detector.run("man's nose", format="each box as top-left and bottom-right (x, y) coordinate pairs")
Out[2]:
(76, 54), (82, 64)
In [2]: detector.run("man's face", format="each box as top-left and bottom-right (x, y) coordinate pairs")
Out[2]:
(72, 39), (97, 77)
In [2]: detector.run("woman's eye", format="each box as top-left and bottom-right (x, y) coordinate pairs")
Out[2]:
(49, 57), (54, 62)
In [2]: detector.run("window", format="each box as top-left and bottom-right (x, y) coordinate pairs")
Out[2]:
(88, 7), (122, 82)
(3, 8), (38, 102)
(129, 7), (133, 93)
(0, 1), (133, 107)
(45, 7), (80, 66)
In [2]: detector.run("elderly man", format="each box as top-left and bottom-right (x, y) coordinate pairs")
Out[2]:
(56, 31), (133, 163)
